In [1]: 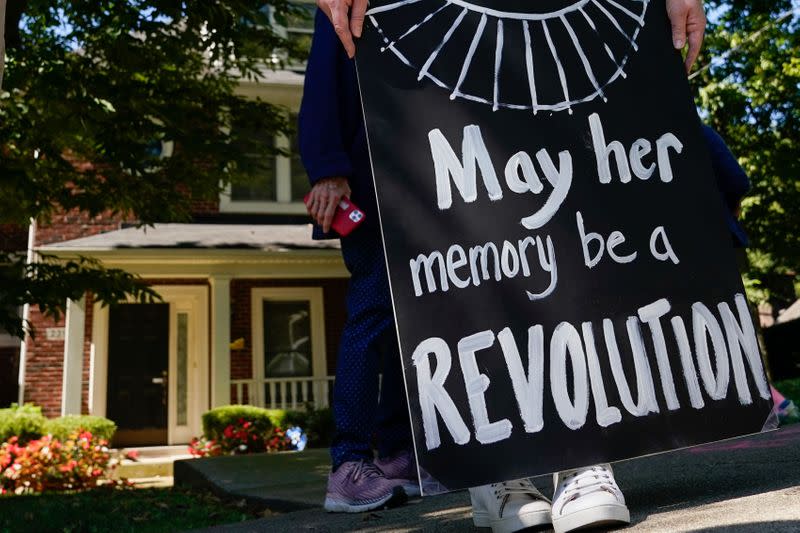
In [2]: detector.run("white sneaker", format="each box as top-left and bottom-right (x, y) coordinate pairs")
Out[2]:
(551, 464), (630, 533)
(470, 478), (552, 533)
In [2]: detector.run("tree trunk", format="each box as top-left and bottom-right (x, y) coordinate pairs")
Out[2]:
(0, 0), (6, 91)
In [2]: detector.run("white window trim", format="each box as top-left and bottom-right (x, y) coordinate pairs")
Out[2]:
(250, 287), (327, 405)
(218, 132), (307, 214)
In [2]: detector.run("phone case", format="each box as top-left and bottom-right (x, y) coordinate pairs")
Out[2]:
(304, 194), (366, 237)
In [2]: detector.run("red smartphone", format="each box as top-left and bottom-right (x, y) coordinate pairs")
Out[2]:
(304, 194), (366, 237)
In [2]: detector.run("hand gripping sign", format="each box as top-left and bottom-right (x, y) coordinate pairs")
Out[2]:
(355, 0), (775, 493)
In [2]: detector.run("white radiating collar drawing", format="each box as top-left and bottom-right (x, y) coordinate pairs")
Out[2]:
(366, 0), (650, 113)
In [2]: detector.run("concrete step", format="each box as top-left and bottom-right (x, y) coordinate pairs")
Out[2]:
(118, 459), (173, 479)
(120, 445), (190, 459)
(174, 448), (330, 512)
(113, 445), (193, 479)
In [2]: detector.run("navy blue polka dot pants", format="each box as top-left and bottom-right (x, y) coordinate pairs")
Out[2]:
(330, 227), (413, 470)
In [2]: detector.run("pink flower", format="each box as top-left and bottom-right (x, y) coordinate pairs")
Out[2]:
(59, 460), (78, 473)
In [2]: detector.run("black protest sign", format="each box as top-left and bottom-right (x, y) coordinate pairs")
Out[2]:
(355, 0), (774, 493)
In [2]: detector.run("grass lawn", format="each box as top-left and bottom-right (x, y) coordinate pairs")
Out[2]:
(775, 377), (800, 404)
(0, 487), (272, 533)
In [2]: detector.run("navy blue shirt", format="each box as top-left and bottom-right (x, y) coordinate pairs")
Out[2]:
(701, 126), (751, 247)
(299, 10), (375, 240)
(299, 10), (750, 246)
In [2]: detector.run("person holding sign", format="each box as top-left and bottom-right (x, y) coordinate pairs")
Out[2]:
(304, 1), (709, 532)
(300, 7), (417, 514)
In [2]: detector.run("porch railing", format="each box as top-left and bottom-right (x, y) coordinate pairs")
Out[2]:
(230, 376), (335, 410)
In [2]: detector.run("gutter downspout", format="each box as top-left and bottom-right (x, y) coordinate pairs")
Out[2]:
(17, 219), (36, 405)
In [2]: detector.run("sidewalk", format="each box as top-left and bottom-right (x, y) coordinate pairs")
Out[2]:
(183, 424), (800, 532)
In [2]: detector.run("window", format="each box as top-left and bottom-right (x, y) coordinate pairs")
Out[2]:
(220, 113), (310, 214)
(284, 2), (316, 72)
(176, 312), (188, 426)
(229, 134), (278, 203)
(221, 0), (315, 215)
(144, 140), (174, 159)
(250, 288), (327, 403)
(262, 300), (312, 378)
(260, 0), (315, 72)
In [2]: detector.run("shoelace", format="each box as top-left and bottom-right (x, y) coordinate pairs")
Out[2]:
(491, 479), (541, 500)
(491, 479), (546, 518)
(349, 460), (384, 483)
(556, 466), (619, 511)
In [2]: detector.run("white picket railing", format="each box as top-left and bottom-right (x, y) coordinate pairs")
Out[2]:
(230, 376), (335, 410)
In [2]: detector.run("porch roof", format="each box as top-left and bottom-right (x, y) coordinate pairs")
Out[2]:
(38, 224), (340, 252)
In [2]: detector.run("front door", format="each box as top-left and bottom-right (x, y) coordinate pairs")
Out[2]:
(107, 303), (169, 447)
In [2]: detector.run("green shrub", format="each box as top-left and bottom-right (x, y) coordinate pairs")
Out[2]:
(3, 404), (42, 417)
(44, 415), (117, 442)
(304, 406), (334, 448)
(264, 409), (289, 428)
(201, 404), (333, 449)
(282, 405), (334, 448)
(775, 378), (800, 405)
(202, 405), (273, 441)
(0, 404), (46, 444)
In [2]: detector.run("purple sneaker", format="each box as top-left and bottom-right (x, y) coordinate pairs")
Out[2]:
(323, 460), (408, 513)
(375, 450), (421, 497)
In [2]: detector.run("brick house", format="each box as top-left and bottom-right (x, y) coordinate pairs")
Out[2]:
(12, 2), (354, 447)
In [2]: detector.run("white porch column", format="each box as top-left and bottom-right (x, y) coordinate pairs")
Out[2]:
(210, 276), (231, 407)
(61, 296), (86, 416)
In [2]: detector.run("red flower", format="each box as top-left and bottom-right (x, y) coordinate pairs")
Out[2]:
(0, 431), (119, 493)
(125, 450), (140, 461)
